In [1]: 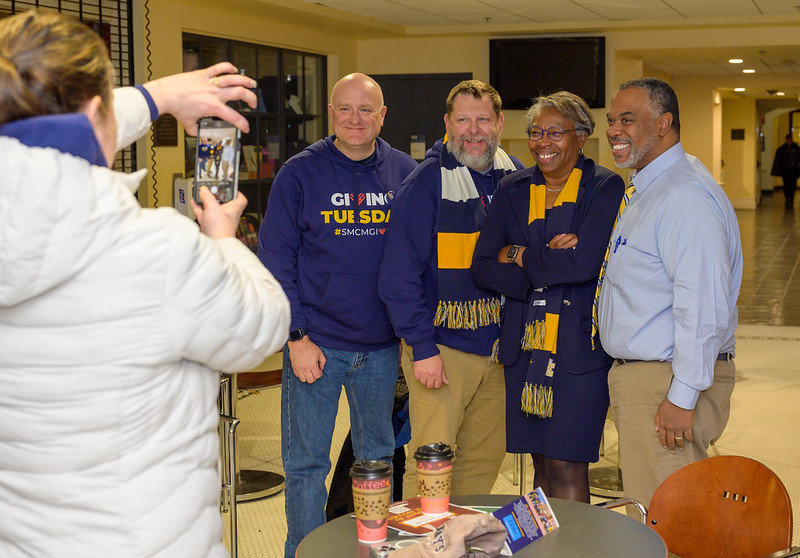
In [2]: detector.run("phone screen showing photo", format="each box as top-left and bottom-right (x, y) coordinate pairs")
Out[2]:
(194, 117), (241, 204)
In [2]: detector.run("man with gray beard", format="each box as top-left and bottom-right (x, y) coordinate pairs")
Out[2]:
(378, 80), (523, 497)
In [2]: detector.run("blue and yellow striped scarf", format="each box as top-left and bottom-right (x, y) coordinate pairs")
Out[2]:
(521, 166), (582, 417)
(435, 139), (518, 339)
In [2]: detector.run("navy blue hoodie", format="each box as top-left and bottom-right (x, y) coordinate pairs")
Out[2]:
(258, 136), (417, 352)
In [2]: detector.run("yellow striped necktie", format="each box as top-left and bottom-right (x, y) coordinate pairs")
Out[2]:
(591, 182), (636, 350)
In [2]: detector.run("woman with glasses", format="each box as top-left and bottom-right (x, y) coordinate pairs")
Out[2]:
(471, 91), (624, 502)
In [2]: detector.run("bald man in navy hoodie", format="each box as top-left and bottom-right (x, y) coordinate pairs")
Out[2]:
(258, 73), (416, 558)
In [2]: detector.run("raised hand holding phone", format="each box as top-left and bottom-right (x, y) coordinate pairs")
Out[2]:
(141, 62), (256, 135)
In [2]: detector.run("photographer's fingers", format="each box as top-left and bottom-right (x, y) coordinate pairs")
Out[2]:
(189, 196), (205, 227)
(144, 65), (256, 135)
(210, 103), (252, 134)
(205, 63), (257, 129)
(204, 62), (238, 81)
(220, 191), (248, 219)
(206, 63), (258, 103)
(194, 188), (248, 240)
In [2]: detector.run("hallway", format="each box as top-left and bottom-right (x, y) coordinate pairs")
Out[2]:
(738, 191), (800, 325)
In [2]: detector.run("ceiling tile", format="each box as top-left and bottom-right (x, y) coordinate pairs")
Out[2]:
(754, 0), (800, 16)
(476, 0), (609, 23)
(660, 0), (762, 19)
(569, 0), (681, 21)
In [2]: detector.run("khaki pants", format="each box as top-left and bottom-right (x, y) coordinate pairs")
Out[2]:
(609, 358), (735, 507)
(401, 342), (506, 499)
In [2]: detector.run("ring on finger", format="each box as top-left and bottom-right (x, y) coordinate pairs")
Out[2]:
(674, 435), (683, 440)
(211, 76), (219, 87)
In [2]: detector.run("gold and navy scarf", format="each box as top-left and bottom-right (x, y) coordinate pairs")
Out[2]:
(435, 138), (518, 340)
(521, 166), (582, 417)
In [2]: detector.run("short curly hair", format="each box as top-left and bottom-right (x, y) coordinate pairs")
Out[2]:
(524, 91), (595, 139)
(618, 77), (680, 136)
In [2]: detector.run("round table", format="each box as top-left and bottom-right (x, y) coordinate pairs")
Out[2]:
(296, 494), (667, 557)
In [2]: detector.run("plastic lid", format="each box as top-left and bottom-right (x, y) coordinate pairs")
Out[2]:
(413, 443), (454, 462)
(350, 459), (393, 480)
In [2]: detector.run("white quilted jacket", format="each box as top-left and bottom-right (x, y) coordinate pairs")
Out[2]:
(0, 88), (290, 557)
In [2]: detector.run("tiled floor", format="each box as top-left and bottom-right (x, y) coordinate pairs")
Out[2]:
(738, 191), (800, 326)
(225, 190), (800, 557)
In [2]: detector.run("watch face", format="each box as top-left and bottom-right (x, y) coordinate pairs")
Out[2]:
(289, 328), (306, 341)
(507, 245), (519, 260)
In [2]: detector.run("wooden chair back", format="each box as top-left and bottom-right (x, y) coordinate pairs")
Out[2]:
(646, 455), (793, 558)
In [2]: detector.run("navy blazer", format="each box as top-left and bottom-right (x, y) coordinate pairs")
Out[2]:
(471, 156), (624, 373)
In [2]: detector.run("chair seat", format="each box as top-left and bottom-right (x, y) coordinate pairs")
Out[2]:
(646, 456), (793, 558)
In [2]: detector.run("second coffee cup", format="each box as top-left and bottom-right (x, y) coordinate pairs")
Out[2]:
(413, 443), (454, 514)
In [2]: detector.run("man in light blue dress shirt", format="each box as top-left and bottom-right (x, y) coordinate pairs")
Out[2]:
(599, 77), (742, 507)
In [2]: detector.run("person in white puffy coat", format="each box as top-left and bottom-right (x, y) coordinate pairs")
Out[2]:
(0, 10), (290, 558)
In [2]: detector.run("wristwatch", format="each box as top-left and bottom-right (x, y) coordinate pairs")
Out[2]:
(289, 328), (307, 342)
(506, 244), (521, 262)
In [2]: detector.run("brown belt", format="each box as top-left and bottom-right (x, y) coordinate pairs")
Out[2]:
(615, 353), (732, 365)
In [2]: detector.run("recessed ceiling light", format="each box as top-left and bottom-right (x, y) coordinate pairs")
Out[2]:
(776, 91), (786, 96)
(743, 69), (756, 74)
(728, 58), (743, 64)
(734, 88), (746, 92)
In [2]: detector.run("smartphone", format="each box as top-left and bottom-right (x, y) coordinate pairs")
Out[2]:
(194, 117), (241, 205)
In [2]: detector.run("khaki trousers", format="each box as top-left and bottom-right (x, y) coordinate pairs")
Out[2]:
(609, 358), (735, 507)
(401, 342), (506, 499)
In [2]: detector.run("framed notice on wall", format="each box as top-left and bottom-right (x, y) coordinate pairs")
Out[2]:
(154, 114), (179, 147)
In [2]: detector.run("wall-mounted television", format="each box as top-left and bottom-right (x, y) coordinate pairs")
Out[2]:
(490, 37), (605, 110)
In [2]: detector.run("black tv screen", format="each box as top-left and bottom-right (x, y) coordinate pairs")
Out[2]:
(490, 37), (605, 110)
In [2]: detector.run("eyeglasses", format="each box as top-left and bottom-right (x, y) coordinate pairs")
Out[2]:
(527, 126), (577, 141)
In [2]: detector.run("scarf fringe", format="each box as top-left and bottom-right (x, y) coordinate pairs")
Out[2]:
(434, 298), (501, 330)
(489, 338), (500, 363)
(521, 382), (553, 418)
(521, 320), (547, 351)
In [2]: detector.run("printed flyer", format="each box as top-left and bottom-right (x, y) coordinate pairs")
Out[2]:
(491, 488), (559, 553)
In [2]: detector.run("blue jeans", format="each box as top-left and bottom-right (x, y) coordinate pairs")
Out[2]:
(282, 343), (399, 558)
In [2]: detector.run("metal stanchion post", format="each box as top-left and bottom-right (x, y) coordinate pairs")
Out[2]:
(589, 415), (623, 498)
(220, 415), (241, 558)
(228, 373), (285, 501)
(219, 375), (233, 513)
(513, 453), (519, 486)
